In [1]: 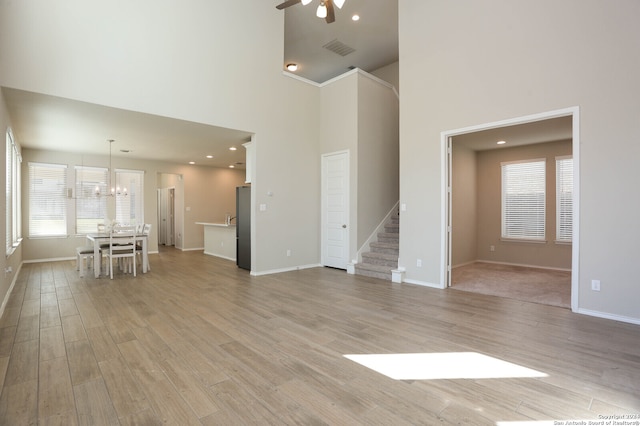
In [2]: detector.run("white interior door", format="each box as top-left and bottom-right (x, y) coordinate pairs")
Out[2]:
(322, 151), (349, 269)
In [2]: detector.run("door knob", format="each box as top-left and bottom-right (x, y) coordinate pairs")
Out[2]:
(342, 224), (347, 228)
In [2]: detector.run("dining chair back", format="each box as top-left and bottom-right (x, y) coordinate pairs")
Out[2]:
(106, 224), (137, 279)
(136, 223), (152, 271)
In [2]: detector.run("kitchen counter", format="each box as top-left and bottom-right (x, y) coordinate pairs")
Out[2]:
(196, 222), (236, 260)
(195, 222), (236, 228)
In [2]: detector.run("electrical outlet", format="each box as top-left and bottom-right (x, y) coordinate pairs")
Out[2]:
(591, 279), (601, 291)
(490, 245), (495, 252)
(416, 259), (422, 267)
(286, 249), (291, 257)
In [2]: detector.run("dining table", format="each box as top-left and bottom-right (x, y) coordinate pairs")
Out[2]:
(86, 232), (149, 278)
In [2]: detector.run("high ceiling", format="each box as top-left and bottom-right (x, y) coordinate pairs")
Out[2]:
(453, 116), (573, 151)
(283, 0), (399, 82)
(3, 0), (398, 166)
(3, 88), (253, 169)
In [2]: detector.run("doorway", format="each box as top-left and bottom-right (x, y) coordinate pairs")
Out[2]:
(157, 172), (183, 249)
(442, 108), (580, 311)
(157, 187), (175, 246)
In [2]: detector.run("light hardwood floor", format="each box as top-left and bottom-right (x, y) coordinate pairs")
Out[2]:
(0, 248), (639, 425)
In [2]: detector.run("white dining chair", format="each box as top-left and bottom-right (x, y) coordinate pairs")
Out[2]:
(105, 225), (137, 279)
(76, 245), (99, 278)
(136, 223), (152, 271)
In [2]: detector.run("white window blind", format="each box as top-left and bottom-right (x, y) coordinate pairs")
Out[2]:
(29, 162), (68, 237)
(5, 130), (21, 252)
(75, 166), (108, 234)
(115, 169), (144, 226)
(556, 156), (573, 243)
(501, 159), (546, 241)
(5, 131), (13, 252)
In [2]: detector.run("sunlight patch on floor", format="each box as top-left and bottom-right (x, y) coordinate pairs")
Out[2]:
(344, 352), (548, 380)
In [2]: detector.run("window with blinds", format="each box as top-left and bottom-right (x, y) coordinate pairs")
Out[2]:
(115, 169), (144, 226)
(29, 162), (68, 237)
(501, 159), (546, 241)
(75, 166), (108, 234)
(556, 156), (573, 243)
(6, 129), (22, 253)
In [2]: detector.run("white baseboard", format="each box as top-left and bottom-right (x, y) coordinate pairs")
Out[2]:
(402, 278), (445, 289)
(251, 263), (322, 277)
(474, 259), (571, 272)
(23, 256), (75, 264)
(0, 262), (23, 321)
(203, 251), (236, 262)
(576, 308), (640, 326)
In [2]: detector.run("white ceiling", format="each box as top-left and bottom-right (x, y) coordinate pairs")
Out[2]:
(453, 116), (573, 151)
(3, 87), (253, 169)
(3, 0), (398, 167)
(3, 2), (568, 167)
(283, 0), (399, 82)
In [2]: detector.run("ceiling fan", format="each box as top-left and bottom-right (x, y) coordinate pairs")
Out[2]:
(276, 0), (346, 24)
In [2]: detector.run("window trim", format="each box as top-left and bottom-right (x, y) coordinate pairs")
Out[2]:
(555, 155), (573, 244)
(6, 128), (22, 256)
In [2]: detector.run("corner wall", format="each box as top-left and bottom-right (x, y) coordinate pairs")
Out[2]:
(0, 89), (23, 316)
(399, 0), (640, 321)
(0, 0), (322, 275)
(320, 70), (399, 263)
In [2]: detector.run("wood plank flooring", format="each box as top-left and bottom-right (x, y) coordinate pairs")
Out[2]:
(0, 247), (639, 425)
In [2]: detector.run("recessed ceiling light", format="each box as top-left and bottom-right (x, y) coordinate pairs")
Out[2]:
(497, 140), (506, 145)
(206, 155), (213, 159)
(229, 146), (237, 151)
(189, 161), (196, 165)
(352, 14), (360, 21)
(229, 165), (235, 168)
(286, 63), (298, 72)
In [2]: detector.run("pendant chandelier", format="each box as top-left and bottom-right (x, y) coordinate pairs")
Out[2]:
(95, 139), (128, 197)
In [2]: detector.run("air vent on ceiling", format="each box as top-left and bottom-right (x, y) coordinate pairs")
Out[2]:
(323, 39), (356, 57)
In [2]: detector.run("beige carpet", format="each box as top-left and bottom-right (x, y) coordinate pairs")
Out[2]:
(451, 262), (571, 308)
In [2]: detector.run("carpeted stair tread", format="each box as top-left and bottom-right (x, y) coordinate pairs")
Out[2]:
(354, 212), (400, 281)
(361, 252), (398, 267)
(354, 263), (392, 280)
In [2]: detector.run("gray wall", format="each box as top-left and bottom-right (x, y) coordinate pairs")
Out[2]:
(475, 140), (572, 269)
(400, 0), (640, 321)
(320, 70), (399, 262)
(451, 144), (477, 267)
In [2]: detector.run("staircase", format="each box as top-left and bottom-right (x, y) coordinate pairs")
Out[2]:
(354, 213), (399, 280)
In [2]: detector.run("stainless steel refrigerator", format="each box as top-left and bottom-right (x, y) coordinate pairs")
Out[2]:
(236, 186), (251, 270)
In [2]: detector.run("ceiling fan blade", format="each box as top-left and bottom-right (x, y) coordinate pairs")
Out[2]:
(325, 0), (335, 23)
(276, 0), (302, 10)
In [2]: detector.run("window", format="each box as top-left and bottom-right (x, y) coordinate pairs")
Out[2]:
(556, 156), (573, 243)
(75, 166), (108, 234)
(29, 162), (68, 237)
(115, 169), (144, 225)
(6, 128), (22, 254)
(501, 159), (546, 241)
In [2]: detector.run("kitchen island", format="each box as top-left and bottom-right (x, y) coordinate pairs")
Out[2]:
(196, 222), (236, 261)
